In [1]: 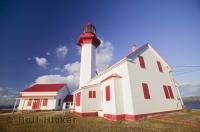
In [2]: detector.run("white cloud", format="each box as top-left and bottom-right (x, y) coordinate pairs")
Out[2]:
(51, 67), (61, 72)
(36, 61), (80, 91)
(35, 74), (79, 92)
(96, 40), (113, 72)
(179, 81), (200, 97)
(56, 45), (68, 58)
(64, 61), (80, 75)
(35, 75), (68, 84)
(0, 86), (19, 106)
(35, 57), (48, 68)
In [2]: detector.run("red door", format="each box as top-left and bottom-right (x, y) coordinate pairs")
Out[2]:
(32, 99), (41, 109)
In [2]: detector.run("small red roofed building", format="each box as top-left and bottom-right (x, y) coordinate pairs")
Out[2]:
(17, 84), (70, 110)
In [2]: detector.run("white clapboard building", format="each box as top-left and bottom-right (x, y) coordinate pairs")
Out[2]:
(17, 84), (70, 111)
(72, 23), (183, 120)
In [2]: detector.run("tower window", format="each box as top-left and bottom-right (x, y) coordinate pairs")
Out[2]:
(142, 83), (150, 99)
(139, 56), (146, 68)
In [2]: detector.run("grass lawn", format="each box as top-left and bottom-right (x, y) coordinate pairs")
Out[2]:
(0, 110), (199, 132)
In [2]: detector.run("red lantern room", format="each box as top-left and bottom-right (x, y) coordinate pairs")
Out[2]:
(77, 23), (101, 48)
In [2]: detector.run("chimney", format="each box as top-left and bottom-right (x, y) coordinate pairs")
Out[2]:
(131, 44), (137, 52)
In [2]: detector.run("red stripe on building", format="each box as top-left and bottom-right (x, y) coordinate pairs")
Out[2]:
(103, 109), (182, 121)
(73, 111), (98, 117)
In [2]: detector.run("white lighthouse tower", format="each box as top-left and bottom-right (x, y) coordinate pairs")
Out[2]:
(77, 23), (101, 87)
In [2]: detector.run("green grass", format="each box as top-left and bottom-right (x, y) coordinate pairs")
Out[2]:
(0, 110), (199, 132)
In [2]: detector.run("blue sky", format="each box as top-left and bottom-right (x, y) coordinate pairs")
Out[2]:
(0, 0), (200, 104)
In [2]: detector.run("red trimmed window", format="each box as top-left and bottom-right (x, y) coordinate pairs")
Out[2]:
(76, 92), (81, 106)
(89, 91), (92, 98)
(142, 83), (150, 99)
(93, 91), (96, 98)
(27, 99), (32, 106)
(138, 56), (146, 68)
(43, 99), (48, 106)
(157, 61), (163, 72)
(163, 85), (170, 99)
(88, 91), (96, 98)
(168, 86), (174, 99)
(106, 86), (110, 101)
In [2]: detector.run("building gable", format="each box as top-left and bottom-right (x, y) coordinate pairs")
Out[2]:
(126, 44), (172, 72)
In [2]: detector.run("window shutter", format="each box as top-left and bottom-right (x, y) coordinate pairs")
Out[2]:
(157, 61), (163, 72)
(139, 56), (146, 68)
(89, 91), (92, 98)
(106, 86), (110, 101)
(142, 83), (150, 99)
(168, 86), (174, 99)
(163, 85), (170, 99)
(93, 91), (96, 98)
(76, 92), (81, 106)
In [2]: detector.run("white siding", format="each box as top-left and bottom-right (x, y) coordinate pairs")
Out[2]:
(79, 44), (96, 87)
(81, 84), (102, 112)
(127, 47), (182, 115)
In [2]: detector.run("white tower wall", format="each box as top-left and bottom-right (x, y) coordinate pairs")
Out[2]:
(79, 44), (96, 87)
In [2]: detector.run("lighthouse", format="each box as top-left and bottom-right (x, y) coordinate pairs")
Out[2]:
(77, 23), (101, 87)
